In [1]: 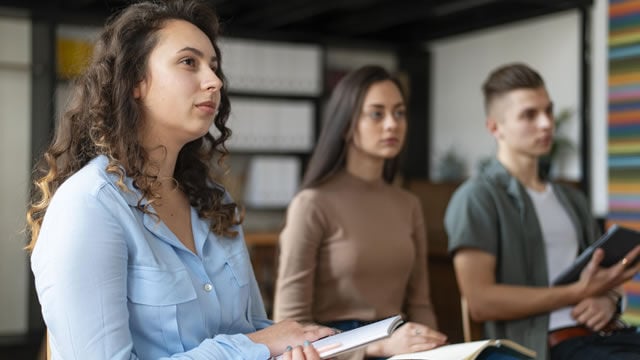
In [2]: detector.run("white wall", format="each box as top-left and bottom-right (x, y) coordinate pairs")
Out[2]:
(428, 10), (581, 181)
(0, 16), (31, 335)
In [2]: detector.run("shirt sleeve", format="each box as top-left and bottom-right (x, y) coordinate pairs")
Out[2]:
(273, 190), (327, 323)
(31, 181), (271, 360)
(445, 180), (500, 256)
(403, 195), (439, 329)
(32, 182), (137, 359)
(177, 334), (270, 359)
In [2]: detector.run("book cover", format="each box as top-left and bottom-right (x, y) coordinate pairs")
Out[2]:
(553, 224), (640, 285)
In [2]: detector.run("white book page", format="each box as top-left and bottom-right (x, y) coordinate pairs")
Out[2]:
(389, 340), (490, 360)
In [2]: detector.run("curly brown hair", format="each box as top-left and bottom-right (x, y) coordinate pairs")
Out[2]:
(26, 0), (239, 252)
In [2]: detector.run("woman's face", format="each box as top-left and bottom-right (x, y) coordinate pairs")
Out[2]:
(135, 19), (222, 151)
(349, 80), (407, 161)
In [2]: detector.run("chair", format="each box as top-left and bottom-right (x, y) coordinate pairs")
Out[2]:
(37, 330), (50, 360)
(461, 296), (484, 342)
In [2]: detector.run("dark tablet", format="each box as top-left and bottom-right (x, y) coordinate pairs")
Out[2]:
(552, 224), (640, 286)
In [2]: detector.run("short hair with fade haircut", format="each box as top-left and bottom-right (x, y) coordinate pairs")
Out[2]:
(482, 63), (545, 114)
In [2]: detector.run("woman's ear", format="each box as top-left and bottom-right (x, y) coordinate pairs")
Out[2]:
(133, 79), (147, 99)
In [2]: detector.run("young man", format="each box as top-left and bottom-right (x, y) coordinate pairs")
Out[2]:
(445, 63), (640, 360)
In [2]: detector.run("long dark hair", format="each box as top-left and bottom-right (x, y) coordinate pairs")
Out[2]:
(300, 65), (406, 189)
(26, 0), (236, 251)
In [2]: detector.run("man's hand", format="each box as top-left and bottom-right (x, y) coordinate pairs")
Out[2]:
(571, 295), (617, 331)
(575, 245), (640, 299)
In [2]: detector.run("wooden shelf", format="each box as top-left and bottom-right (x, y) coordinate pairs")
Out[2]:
(245, 232), (279, 247)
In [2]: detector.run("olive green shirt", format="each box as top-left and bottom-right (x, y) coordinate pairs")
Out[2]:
(445, 159), (599, 360)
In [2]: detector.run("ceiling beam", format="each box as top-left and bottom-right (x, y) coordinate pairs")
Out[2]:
(229, 0), (379, 30)
(328, 0), (509, 35)
(400, 0), (587, 42)
(431, 0), (502, 17)
(328, 0), (436, 35)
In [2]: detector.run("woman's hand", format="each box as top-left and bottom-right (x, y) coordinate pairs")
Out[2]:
(366, 322), (447, 357)
(575, 246), (640, 299)
(280, 342), (321, 360)
(246, 319), (336, 356)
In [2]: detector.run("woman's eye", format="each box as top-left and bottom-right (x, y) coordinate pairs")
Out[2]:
(394, 109), (406, 118)
(181, 58), (196, 67)
(368, 111), (384, 119)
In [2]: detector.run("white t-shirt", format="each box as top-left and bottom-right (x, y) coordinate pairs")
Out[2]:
(526, 184), (579, 331)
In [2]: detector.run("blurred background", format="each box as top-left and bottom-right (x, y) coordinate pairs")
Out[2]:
(2, 0), (639, 358)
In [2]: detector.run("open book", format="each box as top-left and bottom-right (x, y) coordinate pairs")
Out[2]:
(553, 224), (640, 285)
(275, 315), (404, 359)
(388, 339), (536, 360)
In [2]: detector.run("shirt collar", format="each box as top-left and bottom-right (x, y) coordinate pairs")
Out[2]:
(481, 158), (523, 199)
(92, 155), (147, 207)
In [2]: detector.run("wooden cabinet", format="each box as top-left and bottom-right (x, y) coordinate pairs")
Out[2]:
(245, 232), (280, 317)
(405, 180), (465, 343)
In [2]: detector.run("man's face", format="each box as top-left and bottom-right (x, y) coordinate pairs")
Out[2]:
(487, 87), (555, 158)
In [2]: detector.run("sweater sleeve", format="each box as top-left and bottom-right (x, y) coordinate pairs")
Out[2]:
(403, 195), (439, 329)
(273, 191), (327, 322)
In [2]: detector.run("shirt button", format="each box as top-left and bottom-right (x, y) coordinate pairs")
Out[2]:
(203, 283), (213, 292)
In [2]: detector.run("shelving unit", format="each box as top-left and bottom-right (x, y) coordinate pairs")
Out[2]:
(220, 38), (323, 211)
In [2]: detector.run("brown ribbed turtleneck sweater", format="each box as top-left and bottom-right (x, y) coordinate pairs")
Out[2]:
(273, 171), (438, 330)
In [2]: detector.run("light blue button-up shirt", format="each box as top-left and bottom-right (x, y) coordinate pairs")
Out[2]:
(31, 155), (273, 359)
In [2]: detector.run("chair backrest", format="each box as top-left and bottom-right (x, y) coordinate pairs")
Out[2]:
(460, 296), (484, 342)
(38, 330), (50, 360)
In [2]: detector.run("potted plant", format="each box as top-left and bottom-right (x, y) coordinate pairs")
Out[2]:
(539, 108), (574, 179)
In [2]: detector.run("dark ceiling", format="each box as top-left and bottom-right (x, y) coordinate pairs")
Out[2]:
(3, 0), (593, 45)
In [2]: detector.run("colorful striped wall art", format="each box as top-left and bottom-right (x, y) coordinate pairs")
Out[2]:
(609, 0), (640, 325)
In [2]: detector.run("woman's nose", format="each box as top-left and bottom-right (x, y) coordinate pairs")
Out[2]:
(203, 69), (223, 91)
(384, 114), (399, 129)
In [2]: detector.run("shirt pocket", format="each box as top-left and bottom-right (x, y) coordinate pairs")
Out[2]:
(224, 252), (252, 322)
(225, 252), (250, 288)
(127, 267), (197, 355)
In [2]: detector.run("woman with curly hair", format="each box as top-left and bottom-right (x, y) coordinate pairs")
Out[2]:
(27, 1), (332, 359)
